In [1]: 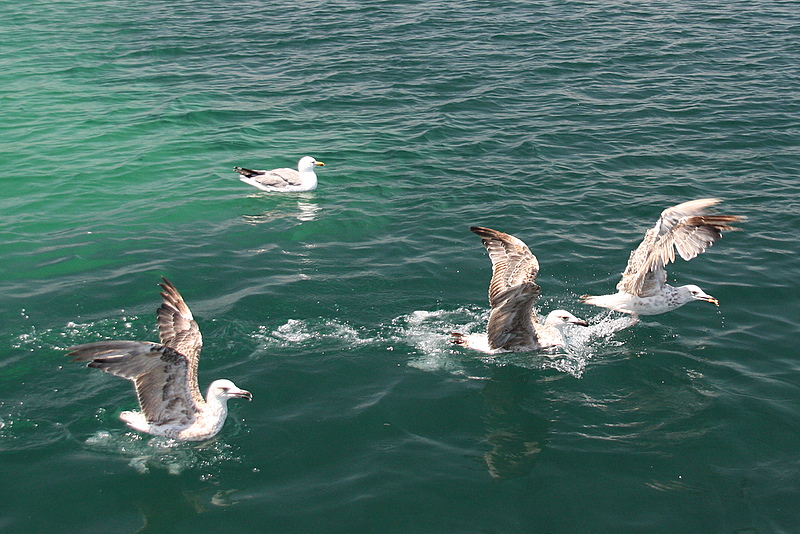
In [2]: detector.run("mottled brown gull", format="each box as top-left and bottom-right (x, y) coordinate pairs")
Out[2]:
(234, 156), (324, 192)
(581, 198), (745, 320)
(68, 278), (251, 441)
(451, 226), (588, 354)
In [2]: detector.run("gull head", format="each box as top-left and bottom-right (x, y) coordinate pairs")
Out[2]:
(208, 379), (253, 403)
(681, 284), (719, 306)
(298, 156), (325, 173)
(543, 310), (589, 328)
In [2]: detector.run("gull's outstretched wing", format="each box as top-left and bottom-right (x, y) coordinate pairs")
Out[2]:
(470, 226), (541, 306)
(617, 199), (744, 297)
(69, 340), (198, 427)
(470, 226), (543, 350)
(157, 278), (203, 404)
(486, 283), (541, 351)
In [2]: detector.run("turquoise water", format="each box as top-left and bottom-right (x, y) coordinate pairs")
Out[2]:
(2, 0), (799, 532)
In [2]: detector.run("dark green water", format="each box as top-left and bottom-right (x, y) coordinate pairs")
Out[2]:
(1, 1), (799, 532)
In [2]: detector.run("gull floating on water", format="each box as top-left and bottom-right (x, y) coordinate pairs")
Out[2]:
(68, 278), (252, 441)
(451, 226), (588, 354)
(234, 156), (324, 192)
(581, 198), (744, 320)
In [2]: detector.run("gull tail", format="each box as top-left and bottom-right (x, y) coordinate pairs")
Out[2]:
(233, 166), (260, 178)
(450, 332), (468, 346)
(579, 293), (636, 319)
(580, 294), (599, 306)
(580, 293), (618, 310)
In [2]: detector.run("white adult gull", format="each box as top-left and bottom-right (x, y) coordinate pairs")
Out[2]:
(581, 198), (744, 320)
(234, 156), (324, 192)
(68, 278), (252, 441)
(451, 226), (588, 354)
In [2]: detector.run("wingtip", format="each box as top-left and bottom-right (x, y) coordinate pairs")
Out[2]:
(159, 276), (178, 295)
(726, 214), (748, 228)
(67, 343), (95, 361)
(469, 226), (497, 237)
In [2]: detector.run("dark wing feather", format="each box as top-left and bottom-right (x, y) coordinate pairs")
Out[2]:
(617, 199), (744, 296)
(470, 227), (543, 350)
(69, 341), (198, 426)
(470, 226), (540, 306)
(233, 167), (261, 178)
(157, 278), (203, 404)
(486, 283), (541, 350)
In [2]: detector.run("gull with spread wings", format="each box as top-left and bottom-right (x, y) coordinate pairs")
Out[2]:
(581, 198), (744, 320)
(451, 226), (588, 354)
(68, 278), (251, 441)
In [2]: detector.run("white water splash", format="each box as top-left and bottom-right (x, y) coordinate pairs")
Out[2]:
(83, 429), (242, 477)
(251, 318), (380, 350)
(389, 307), (634, 378)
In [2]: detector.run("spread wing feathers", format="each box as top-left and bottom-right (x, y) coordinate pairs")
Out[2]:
(470, 226), (540, 307)
(157, 278), (202, 354)
(486, 283), (541, 351)
(234, 167), (300, 188)
(69, 341), (199, 426)
(157, 278), (203, 403)
(617, 199), (745, 296)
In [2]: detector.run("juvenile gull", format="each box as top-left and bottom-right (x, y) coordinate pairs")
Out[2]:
(68, 278), (252, 441)
(451, 226), (588, 354)
(581, 198), (744, 320)
(234, 156), (324, 192)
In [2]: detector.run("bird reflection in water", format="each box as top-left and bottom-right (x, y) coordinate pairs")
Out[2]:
(480, 366), (549, 481)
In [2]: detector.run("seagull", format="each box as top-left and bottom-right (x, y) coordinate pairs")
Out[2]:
(581, 198), (744, 320)
(68, 278), (252, 441)
(234, 156), (324, 192)
(451, 226), (588, 354)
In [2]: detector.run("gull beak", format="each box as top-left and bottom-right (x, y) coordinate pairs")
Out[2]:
(571, 318), (590, 327)
(703, 296), (720, 306)
(315, 161), (325, 166)
(234, 389), (253, 401)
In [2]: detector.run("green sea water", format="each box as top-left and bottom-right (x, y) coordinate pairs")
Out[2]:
(2, 0), (800, 532)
